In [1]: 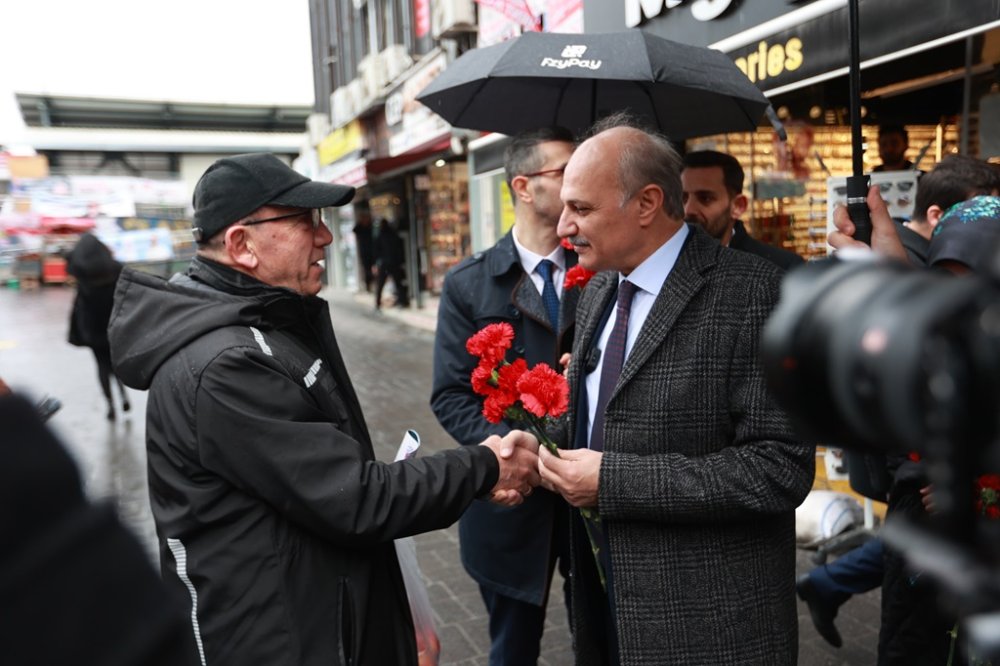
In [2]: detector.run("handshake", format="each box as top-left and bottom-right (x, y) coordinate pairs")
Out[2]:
(479, 431), (604, 508)
(479, 430), (541, 506)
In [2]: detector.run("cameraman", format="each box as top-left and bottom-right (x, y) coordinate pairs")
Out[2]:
(829, 190), (1000, 665)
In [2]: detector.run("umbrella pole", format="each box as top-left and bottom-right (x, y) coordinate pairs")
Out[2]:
(846, 0), (872, 244)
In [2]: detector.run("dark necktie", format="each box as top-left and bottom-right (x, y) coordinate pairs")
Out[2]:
(590, 280), (639, 452)
(536, 259), (560, 330)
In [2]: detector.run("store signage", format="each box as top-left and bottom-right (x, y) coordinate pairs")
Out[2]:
(626, 0), (736, 28)
(414, 0), (431, 38)
(729, 0), (1000, 93)
(318, 120), (365, 167)
(541, 45), (602, 71)
(386, 52), (451, 157)
(322, 156), (368, 189)
(732, 36), (803, 84)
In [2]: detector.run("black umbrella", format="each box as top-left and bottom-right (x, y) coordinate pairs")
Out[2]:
(417, 30), (770, 139)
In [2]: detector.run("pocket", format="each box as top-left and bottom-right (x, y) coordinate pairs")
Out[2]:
(337, 576), (357, 666)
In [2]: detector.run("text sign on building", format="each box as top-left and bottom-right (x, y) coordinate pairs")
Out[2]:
(626, 0), (735, 28)
(386, 52), (451, 157)
(318, 120), (365, 167)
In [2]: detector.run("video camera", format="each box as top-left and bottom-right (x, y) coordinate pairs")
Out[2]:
(761, 254), (1000, 659)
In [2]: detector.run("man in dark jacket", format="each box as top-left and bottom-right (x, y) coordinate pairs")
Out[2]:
(431, 127), (576, 666)
(108, 153), (540, 666)
(682, 150), (804, 271)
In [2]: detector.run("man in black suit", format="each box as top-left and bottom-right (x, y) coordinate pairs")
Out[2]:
(682, 150), (804, 270)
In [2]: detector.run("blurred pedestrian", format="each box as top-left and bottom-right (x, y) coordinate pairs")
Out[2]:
(541, 116), (813, 665)
(682, 149), (804, 270)
(432, 127), (577, 666)
(874, 125), (913, 172)
(107, 153), (540, 665)
(353, 212), (375, 292)
(66, 233), (130, 420)
(374, 218), (409, 309)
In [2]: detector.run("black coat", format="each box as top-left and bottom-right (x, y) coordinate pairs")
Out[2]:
(729, 220), (804, 271)
(109, 257), (500, 666)
(66, 233), (122, 350)
(375, 223), (405, 269)
(0, 395), (198, 666)
(431, 231), (578, 605)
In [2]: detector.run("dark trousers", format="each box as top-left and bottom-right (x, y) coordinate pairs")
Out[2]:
(479, 588), (547, 666)
(809, 537), (884, 607)
(478, 513), (572, 666)
(375, 265), (408, 309)
(92, 346), (128, 415)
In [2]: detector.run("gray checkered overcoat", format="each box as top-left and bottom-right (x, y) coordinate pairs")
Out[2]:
(565, 225), (814, 665)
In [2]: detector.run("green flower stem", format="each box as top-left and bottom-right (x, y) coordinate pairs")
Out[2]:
(522, 412), (607, 592)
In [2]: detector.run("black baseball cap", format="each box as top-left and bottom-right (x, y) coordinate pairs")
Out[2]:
(192, 153), (355, 242)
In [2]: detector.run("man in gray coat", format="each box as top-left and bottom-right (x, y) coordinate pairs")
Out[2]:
(538, 120), (814, 665)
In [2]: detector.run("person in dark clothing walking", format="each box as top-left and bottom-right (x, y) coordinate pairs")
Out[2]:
(66, 233), (130, 420)
(108, 153), (540, 666)
(374, 218), (409, 309)
(353, 213), (375, 292)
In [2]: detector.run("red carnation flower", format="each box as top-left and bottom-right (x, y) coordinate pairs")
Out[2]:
(517, 363), (569, 419)
(564, 264), (596, 291)
(471, 364), (496, 396)
(483, 391), (516, 423)
(497, 358), (528, 395)
(988, 505), (1000, 520)
(466, 322), (514, 368)
(979, 474), (1000, 490)
(560, 237), (575, 251)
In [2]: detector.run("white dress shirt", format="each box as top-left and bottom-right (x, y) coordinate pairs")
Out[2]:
(585, 224), (689, 447)
(511, 226), (566, 299)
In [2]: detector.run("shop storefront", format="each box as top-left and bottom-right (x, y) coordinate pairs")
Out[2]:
(318, 120), (368, 290)
(583, 0), (1000, 259)
(376, 49), (471, 301)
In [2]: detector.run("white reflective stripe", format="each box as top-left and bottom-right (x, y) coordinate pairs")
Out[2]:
(249, 327), (273, 356)
(167, 537), (208, 666)
(303, 358), (323, 388)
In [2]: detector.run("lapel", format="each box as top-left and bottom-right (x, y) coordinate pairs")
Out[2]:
(512, 272), (551, 329)
(558, 251), (580, 337)
(617, 225), (714, 394)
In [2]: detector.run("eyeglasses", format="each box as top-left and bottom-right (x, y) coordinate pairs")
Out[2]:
(521, 166), (566, 179)
(241, 209), (324, 229)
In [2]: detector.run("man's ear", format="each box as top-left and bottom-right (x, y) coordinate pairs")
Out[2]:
(925, 204), (944, 229)
(635, 184), (664, 227)
(730, 193), (749, 219)
(224, 226), (258, 270)
(509, 175), (532, 204)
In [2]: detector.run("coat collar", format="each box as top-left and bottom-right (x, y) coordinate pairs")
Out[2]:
(492, 229), (579, 336)
(578, 224), (717, 395)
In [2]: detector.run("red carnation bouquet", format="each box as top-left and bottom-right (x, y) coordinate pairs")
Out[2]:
(467, 321), (606, 588)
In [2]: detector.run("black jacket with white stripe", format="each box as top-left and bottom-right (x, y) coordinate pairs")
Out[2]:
(110, 257), (499, 666)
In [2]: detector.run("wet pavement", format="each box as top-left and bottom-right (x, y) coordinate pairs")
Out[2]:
(1, 282), (880, 665)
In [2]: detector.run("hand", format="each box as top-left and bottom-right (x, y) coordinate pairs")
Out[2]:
(538, 446), (601, 508)
(920, 484), (936, 514)
(828, 185), (909, 263)
(559, 353), (571, 375)
(480, 431), (540, 506)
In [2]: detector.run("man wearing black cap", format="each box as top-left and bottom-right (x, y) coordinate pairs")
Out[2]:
(108, 153), (541, 666)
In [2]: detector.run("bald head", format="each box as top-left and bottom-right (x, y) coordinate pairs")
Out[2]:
(558, 124), (686, 274)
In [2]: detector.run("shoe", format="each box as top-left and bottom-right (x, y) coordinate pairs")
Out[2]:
(796, 574), (843, 648)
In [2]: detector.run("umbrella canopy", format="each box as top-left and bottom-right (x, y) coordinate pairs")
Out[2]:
(417, 30), (769, 139)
